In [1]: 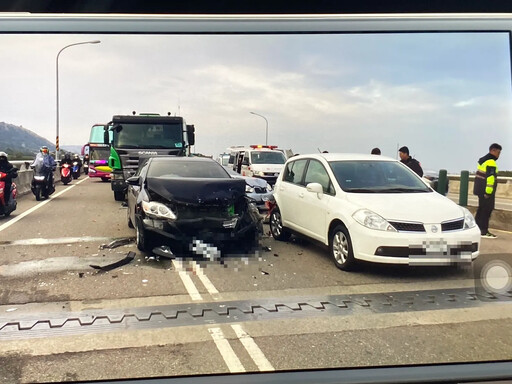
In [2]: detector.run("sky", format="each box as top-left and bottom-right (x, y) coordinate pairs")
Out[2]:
(0, 32), (511, 173)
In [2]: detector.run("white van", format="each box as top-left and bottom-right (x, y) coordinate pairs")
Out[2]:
(216, 153), (230, 166)
(228, 145), (287, 185)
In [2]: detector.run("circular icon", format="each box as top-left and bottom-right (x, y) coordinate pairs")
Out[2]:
(431, 225), (438, 233)
(480, 260), (512, 295)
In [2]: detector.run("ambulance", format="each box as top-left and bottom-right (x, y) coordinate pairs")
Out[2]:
(228, 145), (287, 185)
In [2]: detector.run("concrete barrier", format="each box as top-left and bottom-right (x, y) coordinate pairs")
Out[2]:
(448, 176), (512, 199)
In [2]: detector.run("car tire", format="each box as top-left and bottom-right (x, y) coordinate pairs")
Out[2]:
(114, 191), (125, 201)
(329, 225), (357, 271)
(269, 207), (291, 241)
(135, 217), (153, 252)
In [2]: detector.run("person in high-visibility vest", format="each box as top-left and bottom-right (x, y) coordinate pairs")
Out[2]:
(473, 143), (502, 239)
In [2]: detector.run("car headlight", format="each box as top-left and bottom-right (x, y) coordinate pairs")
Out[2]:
(266, 183), (273, 192)
(461, 207), (476, 229)
(142, 201), (177, 220)
(245, 185), (255, 193)
(352, 209), (397, 232)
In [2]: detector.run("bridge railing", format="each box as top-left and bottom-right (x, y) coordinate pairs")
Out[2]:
(447, 174), (512, 200)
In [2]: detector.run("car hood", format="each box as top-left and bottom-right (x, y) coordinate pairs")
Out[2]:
(147, 177), (246, 205)
(345, 192), (465, 223)
(237, 176), (268, 188)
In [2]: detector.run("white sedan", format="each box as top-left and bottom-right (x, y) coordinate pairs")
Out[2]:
(269, 153), (481, 270)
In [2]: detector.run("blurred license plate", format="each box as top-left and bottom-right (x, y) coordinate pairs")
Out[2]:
(423, 239), (448, 254)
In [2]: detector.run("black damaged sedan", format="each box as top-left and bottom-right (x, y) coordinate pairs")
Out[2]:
(126, 156), (261, 254)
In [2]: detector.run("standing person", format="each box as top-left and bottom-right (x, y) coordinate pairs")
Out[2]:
(398, 146), (423, 177)
(371, 148), (381, 155)
(473, 143), (502, 238)
(0, 151), (18, 202)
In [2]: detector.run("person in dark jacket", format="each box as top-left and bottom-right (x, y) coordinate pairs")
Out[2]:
(473, 143), (502, 238)
(0, 151), (18, 202)
(398, 146), (423, 177)
(60, 153), (73, 166)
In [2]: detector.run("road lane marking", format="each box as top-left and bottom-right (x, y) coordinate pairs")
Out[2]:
(1, 236), (111, 246)
(191, 260), (219, 295)
(231, 324), (274, 371)
(0, 177), (88, 233)
(172, 260), (203, 301)
(208, 327), (245, 373)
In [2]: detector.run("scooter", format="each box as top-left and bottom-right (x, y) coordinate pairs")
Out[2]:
(0, 172), (17, 217)
(31, 163), (55, 201)
(60, 163), (72, 185)
(72, 161), (80, 179)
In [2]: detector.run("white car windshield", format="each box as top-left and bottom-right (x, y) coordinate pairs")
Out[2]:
(330, 160), (432, 193)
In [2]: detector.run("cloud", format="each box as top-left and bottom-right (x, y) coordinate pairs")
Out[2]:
(454, 98), (477, 107)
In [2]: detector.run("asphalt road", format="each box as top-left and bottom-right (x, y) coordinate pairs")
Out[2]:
(0, 177), (511, 383)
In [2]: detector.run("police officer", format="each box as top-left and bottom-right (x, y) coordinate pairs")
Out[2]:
(398, 146), (423, 177)
(0, 152), (18, 202)
(473, 143), (502, 238)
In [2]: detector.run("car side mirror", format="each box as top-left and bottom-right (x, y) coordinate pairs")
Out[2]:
(242, 158), (249, 166)
(126, 176), (141, 186)
(306, 182), (323, 197)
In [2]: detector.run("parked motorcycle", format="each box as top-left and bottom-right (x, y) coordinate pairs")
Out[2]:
(60, 163), (72, 185)
(0, 171), (17, 217)
(72, 161), (80, 179)
(31, 163), (55, 201)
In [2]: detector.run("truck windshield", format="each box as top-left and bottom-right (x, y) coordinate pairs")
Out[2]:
(250, 151), (286, 164)
(113, 123), (184, 149)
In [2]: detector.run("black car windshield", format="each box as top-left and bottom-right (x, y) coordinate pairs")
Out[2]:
(113, 123), (184, 149)
(250, 151), (286, 164)
(148, 160), (231, 179)
(330, 160), (432, 193)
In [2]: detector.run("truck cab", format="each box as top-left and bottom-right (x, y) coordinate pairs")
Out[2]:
(107, 113), (195, 201)
(229, 145), (286, 185)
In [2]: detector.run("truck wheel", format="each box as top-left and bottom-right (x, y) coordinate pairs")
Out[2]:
(329, 225), (357, 271)
(114, 191), (125, 201)
(101, 177), (109, 182)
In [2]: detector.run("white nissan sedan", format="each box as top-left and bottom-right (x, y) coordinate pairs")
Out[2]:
(270, 153), (481, 270)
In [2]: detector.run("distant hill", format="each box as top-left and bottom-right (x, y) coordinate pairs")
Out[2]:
(0, 122), (55, 159)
